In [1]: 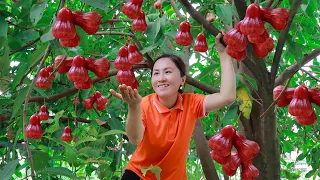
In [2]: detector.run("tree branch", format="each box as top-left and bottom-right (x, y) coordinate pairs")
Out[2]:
(299, 68), (320, 82)
(9, 37), (41, 56)
(233, 0), (247, 20)
(275, 48), (320, 86)
(95, 31), (134, 36)
(186, 76), (219, 93)
(270, 0), (302, 86)
(170, 0), (184, 19)
(6, 20), (43, 33)
(23, 44), (50, 179)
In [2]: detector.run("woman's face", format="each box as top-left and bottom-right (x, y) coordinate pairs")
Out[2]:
(151, 57), (185, 98)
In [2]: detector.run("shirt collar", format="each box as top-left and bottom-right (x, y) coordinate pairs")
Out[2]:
(152, 93), (184, 113)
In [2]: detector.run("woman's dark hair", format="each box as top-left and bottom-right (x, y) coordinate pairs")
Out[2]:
(151, 54), (186, 93)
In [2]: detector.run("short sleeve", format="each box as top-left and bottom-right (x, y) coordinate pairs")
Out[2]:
(141, 99), (147, 129)
(190, 94), (208, 118)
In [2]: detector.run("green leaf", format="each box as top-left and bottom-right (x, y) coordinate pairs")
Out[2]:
(140, 45), (157, 54)
(222, 103), (238, 126)
(65, 144), (77, 163)
(11, 64), (28, 88)
(239, 72), (258, 91)
(30, 1), (47, 26)
(32, 150), (49, 172)
(33, 87), (49, 98)
(38, 167), (78, 179)
(43, 136), (66, 146)
(73, 136), (97, 147)
(0, 41), (9, 77)
(305, 169), (316, 178)
(98, 129), (126, 137)
(0, 16), (8, 38)
(11, 86), (29, 120)
(194, 63), (219, 80)
(79, 0), (109, 11)
(87, 126), (98, 137)
(46, 110), (64, 133)
(40, 28), (55, 43)
(215, 4), (233, 26)
(140, 165), (162, 180)
(0, 159), (19, 180)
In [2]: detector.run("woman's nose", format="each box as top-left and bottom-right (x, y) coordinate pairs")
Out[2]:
(158, 73), (166, 82)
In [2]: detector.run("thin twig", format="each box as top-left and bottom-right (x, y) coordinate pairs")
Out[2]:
(101, 19), (132, 24)
(6, 20), (43, 33)
(267, 0), (274, 7)
(170, 0), (184, 19)
(17, 55), (44, 88)
(92, 106), (101, 117)
(9, 37), (41, 56)
(22, 44), (51, 179)
(260, 76), (293, 119)
(44, 56), (67, 84)
(300, 68), (320, 82)
(94, 31), (134, 36)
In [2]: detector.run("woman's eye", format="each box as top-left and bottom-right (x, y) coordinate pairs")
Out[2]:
(165, 71), (171, 74)
(153, 72), (159, 75)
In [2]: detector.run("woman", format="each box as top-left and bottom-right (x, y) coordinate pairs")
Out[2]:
(110, 33), (236, 180)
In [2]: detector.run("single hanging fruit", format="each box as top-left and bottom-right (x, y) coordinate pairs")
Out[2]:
(132, 10), (148, 32)
(94, 91), (107, 111)
(194, 33), (208, 52)
(295, 111), (317, 125)
(74, 78), (92, 90)
(252, 37), (274, 58)
(261, 8), (290, 30)
(46, 65), (55, 81)
(175, 21), (193, 46)
(83, 95), (96, 110)
(308, 87), (320, 106)
(248, 30), (270, 44)
(206, 12), (216, 23)
(68, 55), (89, 82)
(288, 85), (313, 117)
(240, 3), (265, 35)
(129, 79), (139, 90)
(109, 13), (117, 26)
(91, 58), (111, 78)
(116, 70), (136, 86)
(59, 33), (80, 47)
(61, 126), (73, 142)
(52, 7), (76, 39)
(122, 0), (144, 19)
(226, 46), (246, 61)
(224, 21), (247, 52)
(241, 161), (260, 179)
(38, 105), (49, 120)
(72, 11), (101, 35)
(128, 43), (143, 64)
(25, 114), (43, 139)
(210, 150), (231, 165)
(273, 85), (295, 107)
(114, 45), (132, 71)
(208, 125), (236, 157)
(36, 68), (52, 89)
(223, 151), (241, 171)
(54, 55), (73, 74)
(233, 133), (260, 163)
(154, 0), (162, 9)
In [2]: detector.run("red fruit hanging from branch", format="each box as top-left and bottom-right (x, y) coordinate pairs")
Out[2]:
(210, 150), (231, 165)
(36, 68), (52, 89)
(114, 46), (132, 71)
(261, 8), (290, 30)
(68, 55), (89, 83)
(59, 33), (80, 47)
(54, 56), (73, 74)
(52, 7), (76, 39)
(224, 21), (247, 52)
(175, 21), (193, 46)
(206, 13), (216, 23)
(273, 85), (295, 107)
(308, 87), (320, 107)
(154, 0), (162, 9)
(295, 111), (317, 125)
(226, 46), (246, 61)
(252, 37), (274, 58)
(74, 78), (93, 90)
(288, 85), (313, 117)
(116, 69), (136, 86)
(248, 30), (270, 44)
(241, 161), (260, 180)
(128, 43), (143, 64)
(72, 11), (101, 35)
(122, 0), (144, 19)
(132, 10), (148, 32)
(208, 125), (236, 157)
(85, 58), (110, 78)
(38, 105), (49, 121)
(25, 114), (43, 139)
(240, 3), (265, 35)
(222, 151), (241, 172)
(83, 95), (96, 110)
(46, 65), (55, 81)
(233, 133), (260, 163)
(61, 126), (73, 142)
(94, 91), (107, 111)
(194, 33), (208, 52)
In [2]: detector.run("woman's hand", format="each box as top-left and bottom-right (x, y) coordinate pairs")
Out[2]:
(215, 33), (226, 53)
(109, 84), (142, 106)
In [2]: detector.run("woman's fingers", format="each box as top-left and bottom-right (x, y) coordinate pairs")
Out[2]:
(109, 89), (123, 100)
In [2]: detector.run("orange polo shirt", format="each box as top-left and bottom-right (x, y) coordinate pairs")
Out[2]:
(125, 93), (208, 180)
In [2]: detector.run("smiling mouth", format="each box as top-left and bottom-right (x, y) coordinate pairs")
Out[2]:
(158, 84), (169, 87)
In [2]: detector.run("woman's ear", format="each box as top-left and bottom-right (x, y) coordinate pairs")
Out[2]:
(181, 76), (186, 86)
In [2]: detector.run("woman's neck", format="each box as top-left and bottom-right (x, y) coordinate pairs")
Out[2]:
(158, 93), (178, 109)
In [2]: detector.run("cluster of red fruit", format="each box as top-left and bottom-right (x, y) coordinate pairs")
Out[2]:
(52, 7), (101, 47)
(273, 85), (319, 125)
(175, 21), (208, 52)
(154, 0), (162, 9)
(208, 125), (260, 179)
(54, 55), (110, 90)
(114, 44), (142, 89)
(25, 105), (73, 142)
(36, 65), (55, 89)
(122, 0), (148, 32)
(83, 91), (107, 111)
(224, 3), (289, 60)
